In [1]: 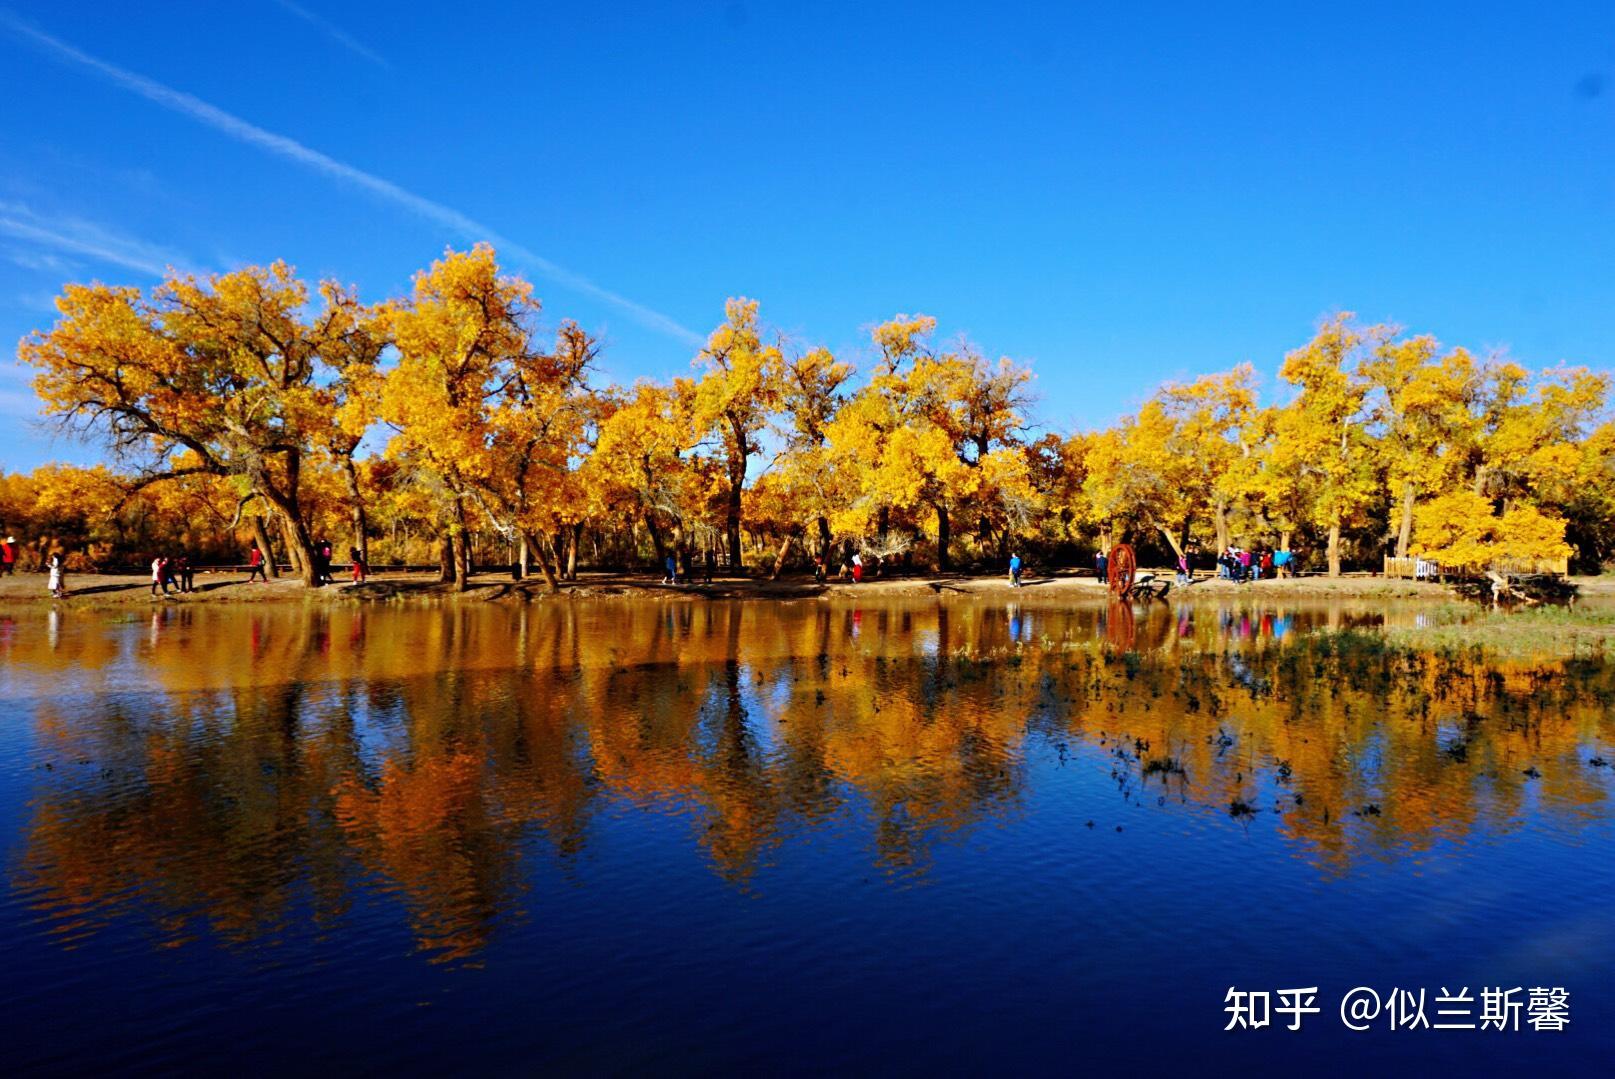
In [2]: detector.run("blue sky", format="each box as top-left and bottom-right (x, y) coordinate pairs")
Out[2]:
(1, 1), (1611, 470)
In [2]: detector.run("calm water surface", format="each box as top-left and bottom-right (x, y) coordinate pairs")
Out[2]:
(1, 596), (1613, 1074)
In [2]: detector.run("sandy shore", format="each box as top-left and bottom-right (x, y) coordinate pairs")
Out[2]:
(5, 565), (1609, 608)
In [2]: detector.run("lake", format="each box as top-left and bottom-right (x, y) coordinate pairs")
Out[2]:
(2, 596), (1612, 1073)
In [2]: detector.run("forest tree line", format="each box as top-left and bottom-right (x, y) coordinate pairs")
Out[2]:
(3, 244), (1610, 587)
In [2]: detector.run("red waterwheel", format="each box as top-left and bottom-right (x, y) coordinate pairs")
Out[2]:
(1107, 543), (1137, 598)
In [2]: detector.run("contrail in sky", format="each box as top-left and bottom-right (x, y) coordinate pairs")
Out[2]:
(0, 12), (704, 346)
(271, 0), (390, 68)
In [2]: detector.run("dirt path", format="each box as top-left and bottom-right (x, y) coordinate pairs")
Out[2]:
(8, 564), (1606, 609)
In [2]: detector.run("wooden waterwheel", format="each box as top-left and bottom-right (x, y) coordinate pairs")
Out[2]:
(1107, 543), (1137, 598)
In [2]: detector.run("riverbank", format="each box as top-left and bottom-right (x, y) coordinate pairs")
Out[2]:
(4, 565), (1613, 608)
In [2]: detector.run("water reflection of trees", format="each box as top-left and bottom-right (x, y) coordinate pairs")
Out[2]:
(11, 600), (1615, 961)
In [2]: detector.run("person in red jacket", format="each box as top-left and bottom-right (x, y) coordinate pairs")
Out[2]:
(0, 535), (15, 576)
(246, 543), (268, 583)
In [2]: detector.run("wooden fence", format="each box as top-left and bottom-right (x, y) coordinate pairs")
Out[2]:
(1384, 555), (1568, 579)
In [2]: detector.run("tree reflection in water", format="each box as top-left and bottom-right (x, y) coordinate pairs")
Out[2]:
(7, 598), (1614, 963)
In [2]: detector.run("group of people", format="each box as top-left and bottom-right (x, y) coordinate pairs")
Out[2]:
(149, 554), (197, 596)
(1088, 544), (1296, 587)
(662, 548), (717, 585)
(243, 541), (367, 584)
(1215, 545), (1291, 582)
(841, 551), (893, 583)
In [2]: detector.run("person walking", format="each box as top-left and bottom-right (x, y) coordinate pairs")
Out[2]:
(1095, 548), (1108, 585)
(317, 540), (335, 585)
(350, 546), (367, 584)
(704, 547), (716, 582)
(47, 552), (66, 598)
(663, 552), (678, 585)
(177, 553), (195, 593)
(0, 535), (15, 576)
(1009, 551), (1023, 588)
(246, 542), (268, 583)
(151, 555), (168, 597)
(1176, 550), (1191, 586)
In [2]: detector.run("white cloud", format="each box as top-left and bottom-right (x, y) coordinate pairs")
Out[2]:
(0, 200), (191, 278)
(1, 12), (704, 346)
(4, 249), (78, 274)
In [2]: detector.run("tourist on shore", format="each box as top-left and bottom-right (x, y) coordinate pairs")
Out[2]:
(1273, 547), (1291, 578)
(350, 546), (367, 583)
(317, 539), (335, 585)
(813, 553), (826, 583)
(246, 542), (268, 583)
(47, 552), (65, 598)
(1238, 547), (1252, 583)
(151, 555), (169, 597)
(851, 551), (864, 583)
(1176, 550), (1191, 585)
(1260, 548), (1274, 581)
(1009, 551), (1023, 587)
(0, 535), (15, 576)
(1095, 548), (1108, 584)
(663, 552), (678, 585)
(177, 553), (195, 593)
(704, 547), (715, 582)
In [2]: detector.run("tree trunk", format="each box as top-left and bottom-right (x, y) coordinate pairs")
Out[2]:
(536, 533), (562, 593)
(645, 510), (667, 567)
(934, 502), (951, 573)
(1395, 480), (1416, 558)
(517, 532), (533, 579)
(340, 453), (369, 565)
(451, 530), (471, 592)
(251, 515), (280, 579)
(816, 516), (832, 561)
(254, 450), (319, 587)
(1328, 519), (1342, 577)
(456, 500), (473, 585)
(726, 478), (743, 570)
(273, 510), (316, 586)
(1157, 524), (1186, 562)
(1213, 497), (1230, 552)
(438, 533), (455, 583)
(771, 532), (793, 580)
(567, 521), (582, 580)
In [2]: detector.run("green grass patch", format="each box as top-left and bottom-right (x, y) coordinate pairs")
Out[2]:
(1378, 603), (1615, 657)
